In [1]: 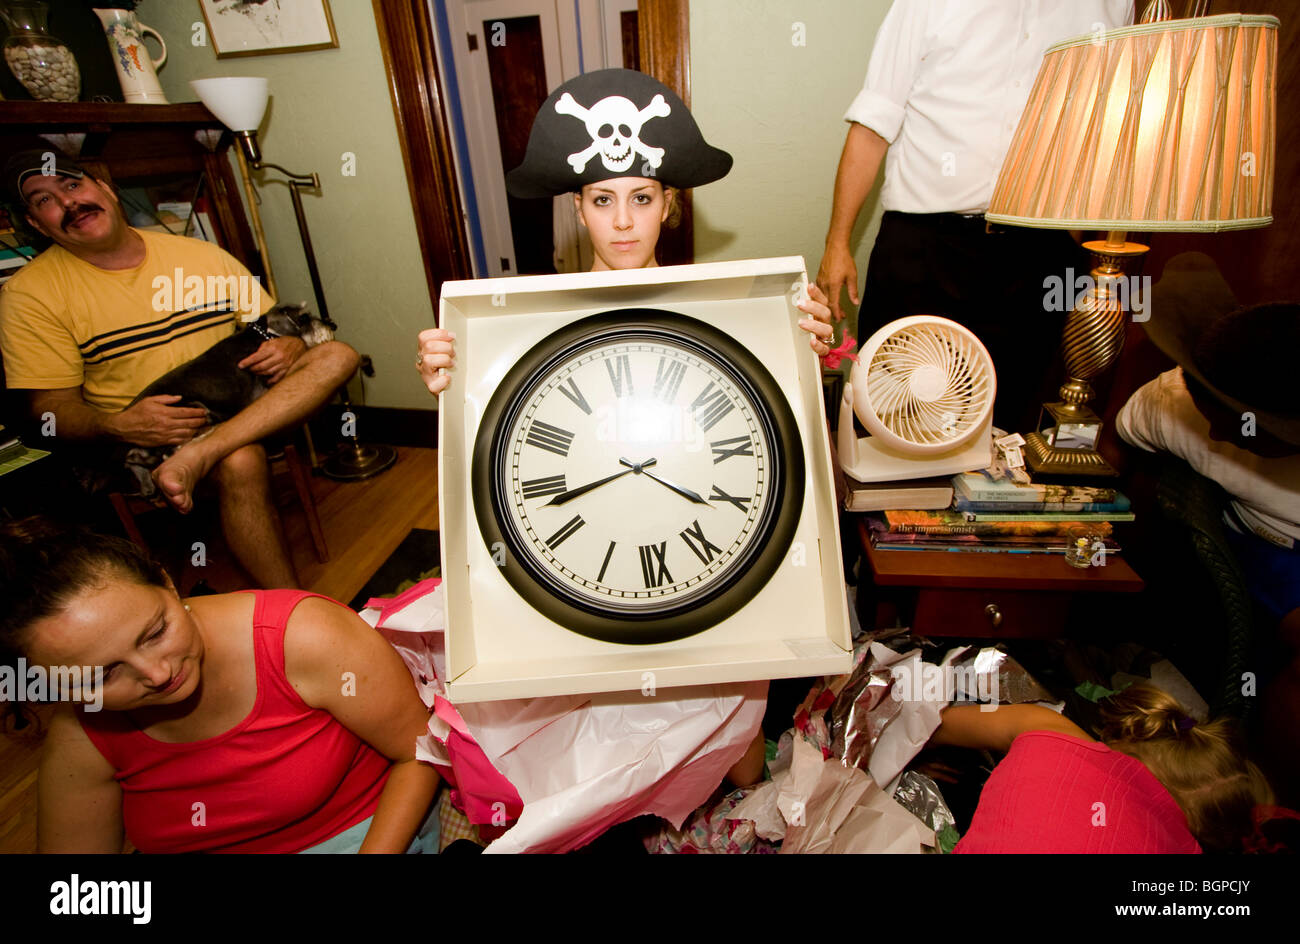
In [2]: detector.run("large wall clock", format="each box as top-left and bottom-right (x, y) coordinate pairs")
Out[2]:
(439, 257), (852, 702)
(472, 309), (805, 645)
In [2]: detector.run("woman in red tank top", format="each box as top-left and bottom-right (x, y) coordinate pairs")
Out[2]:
(1, 518), (439, 853)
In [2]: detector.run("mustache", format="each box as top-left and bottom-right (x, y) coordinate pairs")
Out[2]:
(61, 202), (106, 230)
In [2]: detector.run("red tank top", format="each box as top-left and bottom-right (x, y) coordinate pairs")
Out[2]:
(80, 590), (391, 853)
(953, 730), (1201, 854)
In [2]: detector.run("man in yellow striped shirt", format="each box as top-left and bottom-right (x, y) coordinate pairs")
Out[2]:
(0, 150), (357, 588)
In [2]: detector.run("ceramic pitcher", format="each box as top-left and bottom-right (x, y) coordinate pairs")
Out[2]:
(93, 7), (168, 104)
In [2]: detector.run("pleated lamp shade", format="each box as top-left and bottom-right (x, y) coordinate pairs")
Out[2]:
(987, 14), (1277, 233)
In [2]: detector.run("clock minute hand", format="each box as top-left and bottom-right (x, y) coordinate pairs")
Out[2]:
(638, 468), (712, 506)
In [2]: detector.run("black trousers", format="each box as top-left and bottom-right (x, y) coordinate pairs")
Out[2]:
(860, 211), (1090, 435)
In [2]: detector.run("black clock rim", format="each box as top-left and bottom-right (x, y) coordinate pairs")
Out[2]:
(471, 308), (805, 646)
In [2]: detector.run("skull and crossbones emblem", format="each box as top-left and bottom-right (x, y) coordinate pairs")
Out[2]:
(554, 92), (672, 174)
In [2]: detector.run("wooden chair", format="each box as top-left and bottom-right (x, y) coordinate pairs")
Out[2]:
(109, 440), (329, 566)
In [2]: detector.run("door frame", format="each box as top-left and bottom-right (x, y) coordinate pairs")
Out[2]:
(372, 0), (473, 309)
(634, 0), (691, 266)
(372, 0), (692, 312)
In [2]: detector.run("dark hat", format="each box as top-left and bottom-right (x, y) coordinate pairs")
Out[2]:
(3, 148), (87, 206)
(1143, 252), (1300, 446)
(505, 69), (732, 198)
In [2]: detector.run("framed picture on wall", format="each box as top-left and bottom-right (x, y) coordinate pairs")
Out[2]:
(199, 0), (339, 58)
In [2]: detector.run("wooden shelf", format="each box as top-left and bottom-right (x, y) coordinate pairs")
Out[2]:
(0, 101), (216, 127)
(857, 517), (1145, 593)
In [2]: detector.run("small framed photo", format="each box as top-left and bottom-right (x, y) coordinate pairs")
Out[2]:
(199, 0), (339, 59)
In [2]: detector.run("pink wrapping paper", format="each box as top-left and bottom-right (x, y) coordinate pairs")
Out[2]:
(433, 696), (523, 826)
(359, 582), (765, 853)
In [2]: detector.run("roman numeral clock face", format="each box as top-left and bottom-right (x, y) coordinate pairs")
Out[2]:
(473, 310), (805, 645)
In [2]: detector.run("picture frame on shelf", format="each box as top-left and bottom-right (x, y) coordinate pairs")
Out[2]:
(198, 0), (338, 59)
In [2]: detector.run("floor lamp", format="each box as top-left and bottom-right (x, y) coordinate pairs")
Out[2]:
(191, 76), (397, 481)
(986, 12), (1277, 476)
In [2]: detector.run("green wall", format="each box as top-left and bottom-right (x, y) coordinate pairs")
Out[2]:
(140, 0), (435, 411)
(689, 0), (891, 344)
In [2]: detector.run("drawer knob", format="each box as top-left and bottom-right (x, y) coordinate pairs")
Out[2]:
(984, 603), (1003, 627)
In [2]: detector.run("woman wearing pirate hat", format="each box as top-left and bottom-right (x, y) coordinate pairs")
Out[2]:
(502, 68), (731, 273)
(417, 68), (835, 395)
(410, 70), (838, 834)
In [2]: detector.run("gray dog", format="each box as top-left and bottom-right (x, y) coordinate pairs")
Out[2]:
(120, 304), (334, 497)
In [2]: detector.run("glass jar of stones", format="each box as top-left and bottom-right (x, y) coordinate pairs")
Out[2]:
(2, 1), (81, 102)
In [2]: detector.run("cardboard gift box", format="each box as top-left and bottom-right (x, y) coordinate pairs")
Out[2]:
(438, 257), (851, 701)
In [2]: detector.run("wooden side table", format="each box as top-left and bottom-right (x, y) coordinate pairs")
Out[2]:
(854, 517), (1144, 639)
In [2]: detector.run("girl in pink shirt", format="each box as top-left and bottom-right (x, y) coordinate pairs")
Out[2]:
(933, 684), (1271, 854)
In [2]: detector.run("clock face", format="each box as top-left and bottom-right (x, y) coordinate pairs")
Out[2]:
(472, 309), (805, 645)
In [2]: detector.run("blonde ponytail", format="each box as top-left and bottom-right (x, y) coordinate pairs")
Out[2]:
(1098, 683), (1197, 741)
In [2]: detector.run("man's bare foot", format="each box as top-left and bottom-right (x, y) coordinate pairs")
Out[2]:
(153, 449), (208, 513)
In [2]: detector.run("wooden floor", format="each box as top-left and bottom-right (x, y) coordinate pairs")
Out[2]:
(286, 445), (440, 602)
(0, 446), (439, 854)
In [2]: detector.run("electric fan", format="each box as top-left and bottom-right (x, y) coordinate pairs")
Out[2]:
(837, 315), (996, 482)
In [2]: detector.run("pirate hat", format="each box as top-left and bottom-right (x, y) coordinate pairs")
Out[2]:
(1143, 252), (1300, 446)
(505, 69), (732, 198)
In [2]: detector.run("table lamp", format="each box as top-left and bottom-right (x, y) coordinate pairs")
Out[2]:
(191, 76), (397, 481)
(986, 12), (1277, 475)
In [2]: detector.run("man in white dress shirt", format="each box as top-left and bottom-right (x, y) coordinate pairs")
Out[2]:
(816, 0), (1132, 431)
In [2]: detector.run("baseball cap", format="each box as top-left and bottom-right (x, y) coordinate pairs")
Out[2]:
(3, 148), (88, 206)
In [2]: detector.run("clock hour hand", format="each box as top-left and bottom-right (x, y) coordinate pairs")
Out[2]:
(544, 458), (658, 506)
(638, 468), (712, 506)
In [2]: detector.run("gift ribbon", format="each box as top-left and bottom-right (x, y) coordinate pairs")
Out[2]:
(820, 331), (859, 370)
(365, 576), (442, 626)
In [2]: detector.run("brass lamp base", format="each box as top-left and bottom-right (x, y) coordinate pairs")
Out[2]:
(322, 441), (397, 481)
(1024, 431), (1117, 477)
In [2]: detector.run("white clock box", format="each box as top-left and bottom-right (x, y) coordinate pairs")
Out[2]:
(438, 257), (852, 702)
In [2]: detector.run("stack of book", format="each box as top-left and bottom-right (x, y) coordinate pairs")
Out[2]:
(862, 471), (1133, 556)
(1, 245), (35, 288)
(2, 207), (37, 287)
(0, 424), (49, 477)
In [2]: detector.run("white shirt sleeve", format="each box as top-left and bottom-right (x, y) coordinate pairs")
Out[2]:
(1116, 368), (1300, 543)
(843, 0), (935, 143)
(1115, 371), (1177, 454)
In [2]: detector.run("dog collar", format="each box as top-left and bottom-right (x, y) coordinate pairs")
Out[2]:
(247, 316), (280, 342)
